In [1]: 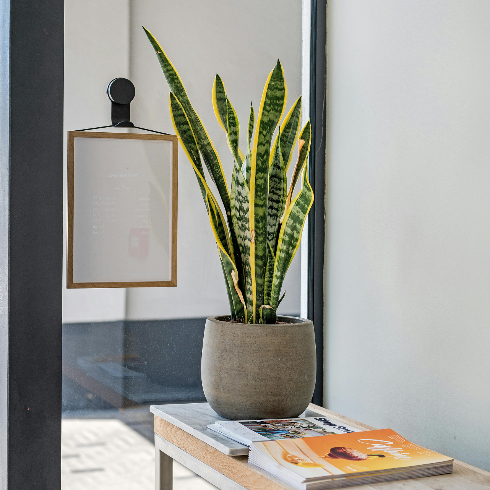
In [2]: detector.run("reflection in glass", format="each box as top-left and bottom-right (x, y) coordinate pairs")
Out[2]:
(62, 0), (302, 488)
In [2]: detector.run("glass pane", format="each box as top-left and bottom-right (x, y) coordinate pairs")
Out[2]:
(62, 1), (303, 489)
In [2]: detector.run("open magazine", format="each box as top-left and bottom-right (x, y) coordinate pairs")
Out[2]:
(249, 428), (453, 490)
(207, 416), (360, 446)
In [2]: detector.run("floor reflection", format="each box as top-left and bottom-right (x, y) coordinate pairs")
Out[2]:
(62, 415), (216, 490)
(61, 318), (210, 489)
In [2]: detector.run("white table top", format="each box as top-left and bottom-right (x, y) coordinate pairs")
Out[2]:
(150, 402), (330, 456)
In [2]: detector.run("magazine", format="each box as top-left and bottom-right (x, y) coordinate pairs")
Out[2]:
(248, 428), (453, 489)
(207, 416), (360, 447)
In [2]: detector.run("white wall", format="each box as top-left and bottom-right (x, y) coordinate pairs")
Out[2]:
(326, 0), (490, 471)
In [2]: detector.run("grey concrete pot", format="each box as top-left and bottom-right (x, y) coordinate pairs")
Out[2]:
(201, 315), (316, 420)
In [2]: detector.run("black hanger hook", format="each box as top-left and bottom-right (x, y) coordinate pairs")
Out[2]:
(107, 78), (135, 127)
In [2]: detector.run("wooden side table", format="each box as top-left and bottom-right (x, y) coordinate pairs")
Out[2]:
(151, 402), (490, 490)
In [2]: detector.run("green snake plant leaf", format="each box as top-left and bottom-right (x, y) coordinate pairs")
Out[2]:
(145, 28), (246, 285)
(206, 196), (244, 321)
(267, 137), (287, 251)
(279, 96), (302, 171)
(270, 163), (314, 309)
(199, 173), (234, 259)
(209, 197), (234, 264)
(220, 259), (235, 318)
(206, 195), (244, 321)
(212, 75), (228, 132)
(217, 234), (246, 321)
(250, 60), (287, 322)
(168, 92), (208, 206)
(144, 28), (232, 219)
(170, 92), (234, 259)
(213, 75), (245, 164)
(243, 103), (254, 185)
(211, 206), (246, 321)
(231, 165), (253, 321)
(226, 99), (241, 165)
(259, 305), (276, 324)
(248, 102), (254, 152)
(267, 96), (300, 170)
(241, 153), (251, 188)
(278, 291), (286, 307)
(264, 242), (275, 306)
(286, 121), (311, 211)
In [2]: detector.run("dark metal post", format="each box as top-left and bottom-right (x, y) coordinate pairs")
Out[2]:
(0, 0), (64, 488)
(308, 0), (327, 406)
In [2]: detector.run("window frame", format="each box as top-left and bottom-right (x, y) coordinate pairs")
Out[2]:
(0, 0), (325, 486)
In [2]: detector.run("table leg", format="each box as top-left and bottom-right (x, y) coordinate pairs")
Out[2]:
(155, 445), (173, 490)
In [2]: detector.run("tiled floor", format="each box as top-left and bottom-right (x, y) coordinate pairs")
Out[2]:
(62, 419), (216, 490)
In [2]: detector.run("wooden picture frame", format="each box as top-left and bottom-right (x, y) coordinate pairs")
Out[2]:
(67, 131), (178, 288)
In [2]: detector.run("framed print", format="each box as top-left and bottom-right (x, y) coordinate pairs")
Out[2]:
(67, 131), (178, 288)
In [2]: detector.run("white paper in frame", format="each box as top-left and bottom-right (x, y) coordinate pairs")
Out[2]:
(67, 131), (178, 288)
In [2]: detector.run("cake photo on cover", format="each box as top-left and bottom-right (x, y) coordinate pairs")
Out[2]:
(285, 446), (386, 466)
(249, 428), (453, 489)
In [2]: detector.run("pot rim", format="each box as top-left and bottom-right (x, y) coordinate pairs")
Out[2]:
(207, 315), (312, 327)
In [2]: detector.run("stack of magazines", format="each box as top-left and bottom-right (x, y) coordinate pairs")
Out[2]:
(208, 418), (453, 489)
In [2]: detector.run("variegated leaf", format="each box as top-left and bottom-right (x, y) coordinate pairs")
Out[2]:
(231, 166), (253, 321)
(220, 260), (235, 318)
(286, 121), (311, 210)
(226, 99), (241, 165)
(270, 164), (314, 309)
(267, 137), (287, 250)
(243, 103), (254, 185)
(170, 94), (234, 259)
(145, 27), (244, 278)
(212, 75), (228, 132)
(264, 242), (275, 306)
(259, 305), (276, 324)
(250, 60), (287, 322)
(248, 102), (254, 152)
(209, 198), (233, 261)
(218, 246), (245, 321)
(207, 196), (245, 321)
(241, 152), (251, 188)
(279, 96), (301, 171)
(144, 28), (231, 219)
(278, 291), (286, 307)
(169, 92), (208, 206)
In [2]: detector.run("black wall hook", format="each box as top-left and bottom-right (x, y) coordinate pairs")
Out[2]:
(107, 78), (135, 127)
(75, 78), (169, 135)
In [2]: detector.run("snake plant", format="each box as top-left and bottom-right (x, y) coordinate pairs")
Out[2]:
(144, 27), (314, 324)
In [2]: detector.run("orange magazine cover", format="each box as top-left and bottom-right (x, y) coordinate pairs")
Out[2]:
(253, 428), (453, 478)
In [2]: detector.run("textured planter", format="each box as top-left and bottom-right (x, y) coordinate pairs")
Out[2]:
(201, 315), (316, 420)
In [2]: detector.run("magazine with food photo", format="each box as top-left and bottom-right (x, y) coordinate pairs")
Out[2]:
(249, 428), (453, 489)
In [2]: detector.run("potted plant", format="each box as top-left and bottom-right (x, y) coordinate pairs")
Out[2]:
(144, 28), (316, 419)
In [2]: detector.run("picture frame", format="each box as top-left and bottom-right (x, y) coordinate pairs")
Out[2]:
(67, 131), (178, 288)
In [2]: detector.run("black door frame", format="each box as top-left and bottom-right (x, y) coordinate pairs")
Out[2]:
(0, 0), (64, 488)
(309, 0), (327, 406)
(0, 0), (324, 487)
